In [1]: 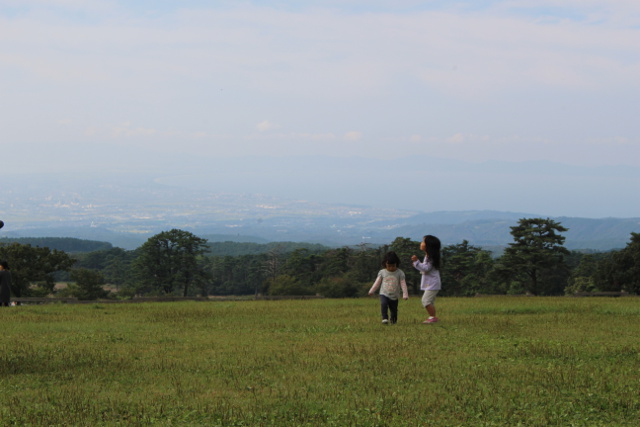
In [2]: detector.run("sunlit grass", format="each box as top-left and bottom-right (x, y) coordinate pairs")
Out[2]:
(0, 297), (638, 426)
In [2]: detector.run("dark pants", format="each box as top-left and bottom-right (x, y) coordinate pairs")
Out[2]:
(380, 295), (398, 323)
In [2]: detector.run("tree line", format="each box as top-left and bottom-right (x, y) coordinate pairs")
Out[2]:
(1, 218), (638, 300)
(0, 237), (113, 253)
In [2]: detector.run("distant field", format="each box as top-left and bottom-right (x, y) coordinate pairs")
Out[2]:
(1, 297), (639, 426)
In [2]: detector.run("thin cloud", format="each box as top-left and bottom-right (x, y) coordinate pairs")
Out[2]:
(257, 120), (278, 132)
(112, 122), (158, 138)
(447, 133), (465, 144)
(344, 131), (362, 141)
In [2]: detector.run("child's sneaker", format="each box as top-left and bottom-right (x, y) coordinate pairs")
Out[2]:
(422, 317), (439, 324)
(382, 319), (389, 324)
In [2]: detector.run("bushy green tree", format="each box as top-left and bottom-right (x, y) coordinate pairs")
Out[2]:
(347, 243), (385, 283)
(67, 268), (110, 300)
(132, 229), (209, 296)
(0, 242), (75, 297)
(209, 255), (239, 295)
(316, 247), (352, 278)
(500, 218), (570, 295)
(564, 276), (597, 295)
(102, 248), (136, 288)
(74, 247), (136, 288)
(565, 253), (599, 294)
(595, 233), (640, 294)
(262, 246), (283, 289)
(441, 240), (495, 296)
(282, 248), (320, 285)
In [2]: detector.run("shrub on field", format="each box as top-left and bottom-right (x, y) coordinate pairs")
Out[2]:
(267, 274), (314, 296)
(61, 268), (110, 300)
(315, 273), (364, 298)
(564, 276), (597, 295)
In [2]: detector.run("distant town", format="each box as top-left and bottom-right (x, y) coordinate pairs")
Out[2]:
(1, 173), (638, 251)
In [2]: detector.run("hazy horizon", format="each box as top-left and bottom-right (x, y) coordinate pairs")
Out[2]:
(2, 157), (639, 219)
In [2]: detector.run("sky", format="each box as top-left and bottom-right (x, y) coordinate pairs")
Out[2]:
(1, 0), (639, 218)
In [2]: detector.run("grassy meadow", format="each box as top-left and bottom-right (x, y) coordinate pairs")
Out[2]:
(0, 296), (639, 426)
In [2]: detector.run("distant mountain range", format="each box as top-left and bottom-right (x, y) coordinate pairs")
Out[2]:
(1, 172), (638, 251)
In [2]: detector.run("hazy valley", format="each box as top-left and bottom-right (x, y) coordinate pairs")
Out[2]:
(0, 172), (638, 251)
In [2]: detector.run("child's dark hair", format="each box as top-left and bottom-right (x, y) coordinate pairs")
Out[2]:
(382, 251), (401, 267)
(423, 235), (441, 269)
(0, 261), (9, 270)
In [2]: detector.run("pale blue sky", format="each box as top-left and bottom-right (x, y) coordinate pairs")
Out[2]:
(1, 0), (639, 217)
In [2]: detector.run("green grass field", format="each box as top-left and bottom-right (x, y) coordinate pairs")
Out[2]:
(1, 297), (639, 426)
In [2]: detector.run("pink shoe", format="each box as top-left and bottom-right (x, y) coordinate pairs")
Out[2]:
(422, 317), (439, 324)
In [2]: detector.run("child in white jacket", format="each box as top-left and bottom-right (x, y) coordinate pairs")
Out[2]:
(369, 251), (409, 324)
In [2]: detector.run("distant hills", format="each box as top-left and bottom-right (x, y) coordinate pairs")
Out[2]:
(386, 214), (640, 251)
(2, 211), (638, 252)
(0, 172), (638, 251)
(0, 237), (113, 253)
